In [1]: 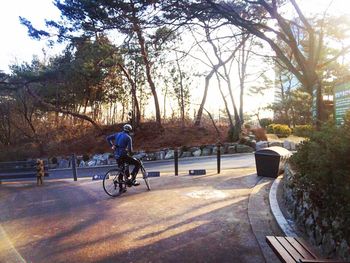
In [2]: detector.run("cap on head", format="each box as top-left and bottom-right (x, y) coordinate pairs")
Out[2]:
(123, 124), (132, 133)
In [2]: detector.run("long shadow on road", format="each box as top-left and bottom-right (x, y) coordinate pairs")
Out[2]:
(0, 168), (265, 263)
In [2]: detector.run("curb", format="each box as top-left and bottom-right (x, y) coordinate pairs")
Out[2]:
(268, 175), (297, 237)
(247, 176), (281, 263)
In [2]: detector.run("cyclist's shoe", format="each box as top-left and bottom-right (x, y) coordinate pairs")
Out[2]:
(126, 179), (133, 187)
(132, 180), (140, 186)
(119, 188), (127, 194)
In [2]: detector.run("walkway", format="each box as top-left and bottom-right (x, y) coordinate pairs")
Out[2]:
(0, 168), (282, 263)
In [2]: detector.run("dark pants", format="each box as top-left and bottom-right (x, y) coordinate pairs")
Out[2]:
(117, 155), (141, 181)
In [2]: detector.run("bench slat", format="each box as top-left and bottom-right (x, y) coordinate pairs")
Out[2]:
(266, 236), (297, 263)
(267, 236), (348, 263)
(276, 236), (309, 261)
(286, 237), (317, 260)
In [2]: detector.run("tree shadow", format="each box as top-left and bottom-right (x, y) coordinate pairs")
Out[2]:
(37, 198), (264, 263)
(0, 169), (270, 262)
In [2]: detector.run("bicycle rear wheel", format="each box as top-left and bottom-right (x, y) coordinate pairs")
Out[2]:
(103, 169), (124, 197)
(141, 166), (151, 191)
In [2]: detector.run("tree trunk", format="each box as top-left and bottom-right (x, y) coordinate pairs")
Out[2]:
(118, 63), (141, 127)
(121, 102), (125, 123)
(215, 72), (234, 128)
(195, 70), (215, 126)
(163, 85), (168, 120)
(175, 54), (185, 127)
(204, 25), (246, 130)
(315, 81), (325, 129)
(132, 19), (161, 126)
(113, 103), (117, 124)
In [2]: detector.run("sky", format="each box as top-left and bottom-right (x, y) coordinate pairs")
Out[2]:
(0, 0), (349, 120)
(1, 0), (349, 73)
(0, 0), (62, 73)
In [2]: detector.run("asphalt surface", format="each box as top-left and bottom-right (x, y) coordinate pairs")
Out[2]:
(49, 153), (256, 180)
(0, 154), (281, 263)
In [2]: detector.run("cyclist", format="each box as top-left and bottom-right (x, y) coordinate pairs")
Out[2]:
(106, 124), (140, 193)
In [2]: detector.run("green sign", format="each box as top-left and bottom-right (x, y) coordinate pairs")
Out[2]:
(334, 82), (350, 125)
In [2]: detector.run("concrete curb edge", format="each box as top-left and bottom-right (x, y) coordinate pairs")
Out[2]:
(269, 175), (297, 237)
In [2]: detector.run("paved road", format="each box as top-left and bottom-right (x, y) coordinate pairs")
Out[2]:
(0, 154), (280, 263)
(49, 153), (256, 179)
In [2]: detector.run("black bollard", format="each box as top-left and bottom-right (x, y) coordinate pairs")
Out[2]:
(72, 154), (78, 181)
(174, 148), (179, 176)
(217, 142), (221, 174)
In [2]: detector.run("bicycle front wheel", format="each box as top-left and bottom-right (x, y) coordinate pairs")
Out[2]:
(103, 169), (123, 197)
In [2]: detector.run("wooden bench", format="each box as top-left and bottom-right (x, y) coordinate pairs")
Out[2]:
(266, 236), (348, 263)
(0, 160), (49, 183)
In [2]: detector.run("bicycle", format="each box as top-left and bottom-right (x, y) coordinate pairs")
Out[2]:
(103, 156), (151, 197)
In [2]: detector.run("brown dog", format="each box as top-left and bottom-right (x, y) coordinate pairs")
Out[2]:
(36, 159), (45, 185)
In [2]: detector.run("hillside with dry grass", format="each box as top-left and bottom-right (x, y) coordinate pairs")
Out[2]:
(0, 121), (230, 161)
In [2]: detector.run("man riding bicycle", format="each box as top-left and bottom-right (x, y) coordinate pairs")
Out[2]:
(106, 124), (140, 193)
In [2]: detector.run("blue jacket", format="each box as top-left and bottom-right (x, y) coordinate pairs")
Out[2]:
(106, 131), (133, 158)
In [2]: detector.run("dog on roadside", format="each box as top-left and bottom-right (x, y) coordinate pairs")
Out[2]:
(36, 159), (45, 186)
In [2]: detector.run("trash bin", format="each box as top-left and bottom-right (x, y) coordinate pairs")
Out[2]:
(254, 146), (291, 178)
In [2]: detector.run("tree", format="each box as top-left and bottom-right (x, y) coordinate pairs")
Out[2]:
(270, 14), (350, 126)
(21, 0), (168, 126)
(170, 51), (191, 127)
(183, 21), (246, 129)
(161, 0), (350, 129)
(1, 35), (126, 132)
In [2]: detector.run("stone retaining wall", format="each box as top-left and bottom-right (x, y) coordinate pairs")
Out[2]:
(282, 164), (350, 261)
(49, 139), (300, 169)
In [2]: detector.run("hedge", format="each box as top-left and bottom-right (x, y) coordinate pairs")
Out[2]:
(290, 122), (350, 241)
(267, 124), (292, 137)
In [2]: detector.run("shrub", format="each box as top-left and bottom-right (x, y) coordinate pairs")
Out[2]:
(244, 124), (251, 130)
(180, 145), (190, 152)
(293, 125), (313, 137)
(266, 124), (276, 134)
(51, 157), (58, 164)
(251, 128), (267, 141)
(290, 122), (350, 239)
(82, 154), (90, 162)
(273, 124), (292, 137)
(227, 126), (240, 142)
(267, 123), (291, 137)
(260, 118), (273, 128)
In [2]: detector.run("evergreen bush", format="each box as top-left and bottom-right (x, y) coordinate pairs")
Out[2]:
(290, 122), (350, 240)
(260, 118), (273, 128)
(293, 125), (313, 137)
(266, 124), (276, 133)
